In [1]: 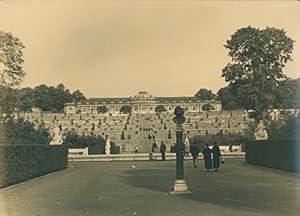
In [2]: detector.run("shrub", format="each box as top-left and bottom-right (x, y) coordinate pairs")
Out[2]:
(0, 144), (68, 188)
(0, 117), (49, 145)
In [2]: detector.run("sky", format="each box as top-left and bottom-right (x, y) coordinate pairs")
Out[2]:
(0, 0), (299, 98)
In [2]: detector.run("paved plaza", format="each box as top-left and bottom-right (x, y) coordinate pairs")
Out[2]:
(1, 158), (300, 216)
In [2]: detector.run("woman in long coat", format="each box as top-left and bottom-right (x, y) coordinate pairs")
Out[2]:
(202, 144), (212, 172)
(212, 142), (222, 172)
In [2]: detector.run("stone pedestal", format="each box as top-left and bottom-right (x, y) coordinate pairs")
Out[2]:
(169, 180), (192, 195)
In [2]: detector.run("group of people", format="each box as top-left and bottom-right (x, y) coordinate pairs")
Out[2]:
(189, 142), (223, 172)
(136, 139), (223, 172)
(201, 142), (223, 172)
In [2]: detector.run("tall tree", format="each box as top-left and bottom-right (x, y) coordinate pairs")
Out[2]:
(0, 31), (25, 87)
(195, 88), (216, 100)
(222, 26), (294, 120)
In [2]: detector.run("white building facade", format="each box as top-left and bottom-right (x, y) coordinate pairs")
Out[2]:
(64, 91), (222, 115)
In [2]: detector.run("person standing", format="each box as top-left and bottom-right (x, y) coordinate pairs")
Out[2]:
(212, 142), (222, 172)
(184, 137), (190, 159)
(134, 145), (138, 154)
(160, 141), (167, 161)
(202, 144), (212, 172)
(190, 144), (200, 168)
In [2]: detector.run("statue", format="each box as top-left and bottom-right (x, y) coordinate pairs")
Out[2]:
(254, 120), (268, 140)
(173, 106), (186, 125)
(49, 124), (63, 145)
(105, 137), (111, 155)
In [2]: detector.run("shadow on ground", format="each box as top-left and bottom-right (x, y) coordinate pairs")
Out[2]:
(120, 160), (300, 215)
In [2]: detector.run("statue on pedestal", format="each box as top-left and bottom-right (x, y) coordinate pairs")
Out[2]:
(105, 137), (111, 155)
(254, 120), (268, 140)
(49, 124), (63, 145)
(169, 106), (192, 195)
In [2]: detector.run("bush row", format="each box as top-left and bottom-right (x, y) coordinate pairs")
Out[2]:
(245, 140), (300, 173)
(0, 144), (68, 188)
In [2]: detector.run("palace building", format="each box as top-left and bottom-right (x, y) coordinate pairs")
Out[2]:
(64, 91), (222, 114)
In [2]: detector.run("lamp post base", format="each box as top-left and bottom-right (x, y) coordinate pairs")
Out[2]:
(169, 180), (192, 195)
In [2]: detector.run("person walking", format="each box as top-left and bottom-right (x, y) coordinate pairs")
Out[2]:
(190, 144), (200, 168)
(212, 142), (222, 172)
(160, 141), (167, 161)
(202, 144), (212, 172)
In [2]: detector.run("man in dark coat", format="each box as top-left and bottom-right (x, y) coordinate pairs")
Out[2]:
(160, 141), (167, 161)
(212, 142), (222, 172)
(202, 144), (212, 172)
(190, 144), (200, 168)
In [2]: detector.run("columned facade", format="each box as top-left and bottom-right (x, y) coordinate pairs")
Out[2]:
(64, 91), (222, 114)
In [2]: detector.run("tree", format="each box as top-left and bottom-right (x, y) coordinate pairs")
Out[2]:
(18, 87), (34, 112)
(97, 106), (108, 114)
(274, 78), (300, 109)
(0, 117), (49, 145)
(33, 85), (51, 111)
(0, 85), (19, 114)
(217, 84), (242, 110)
(201, 103), (215, 112)
(222, 26), (294, 120)
(155, 105), (167, 114)
(119, 105), (132, 114)
(32, 84), (73, 112)
(72, 90), (86, 103)
(54, 83), (73, 112)
(195, 88), (216, 100)
(0, 31), (25, 87)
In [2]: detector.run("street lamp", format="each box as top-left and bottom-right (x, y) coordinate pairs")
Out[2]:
(169, 106), (192, 195)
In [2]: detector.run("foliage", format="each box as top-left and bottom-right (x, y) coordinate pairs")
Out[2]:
(0, 85), (19, 114)
(195, 88), (216, 100)
(72, 90), (87, 103)
(64, 133), (105, 148)
(217, 84), (243, 110)
(222, 26), (294, 120)
(0, 31), (25, 87)
(201, 103), (215, 112)
(155, 105), (167, 114)
(0, 145), (68, 188)
(246, 140), (300, 173)
(97, 106), (108, 114)
(267, 111), (300, 140)
(274, 78), (300, 109)
(190, 132), (248, 151)
(18, 87), (34, 112)
(2, 84), (87, 113)
(0, 117), (50, 145)
(33, 84), (71, 112)
(120, 105), (132, 114)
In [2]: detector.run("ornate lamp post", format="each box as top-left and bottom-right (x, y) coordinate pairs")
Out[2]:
(169, 106), (192, 195)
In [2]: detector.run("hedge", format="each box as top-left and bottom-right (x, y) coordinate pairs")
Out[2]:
(0, 144), (68, 188)
(245, 140), (300, 173)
